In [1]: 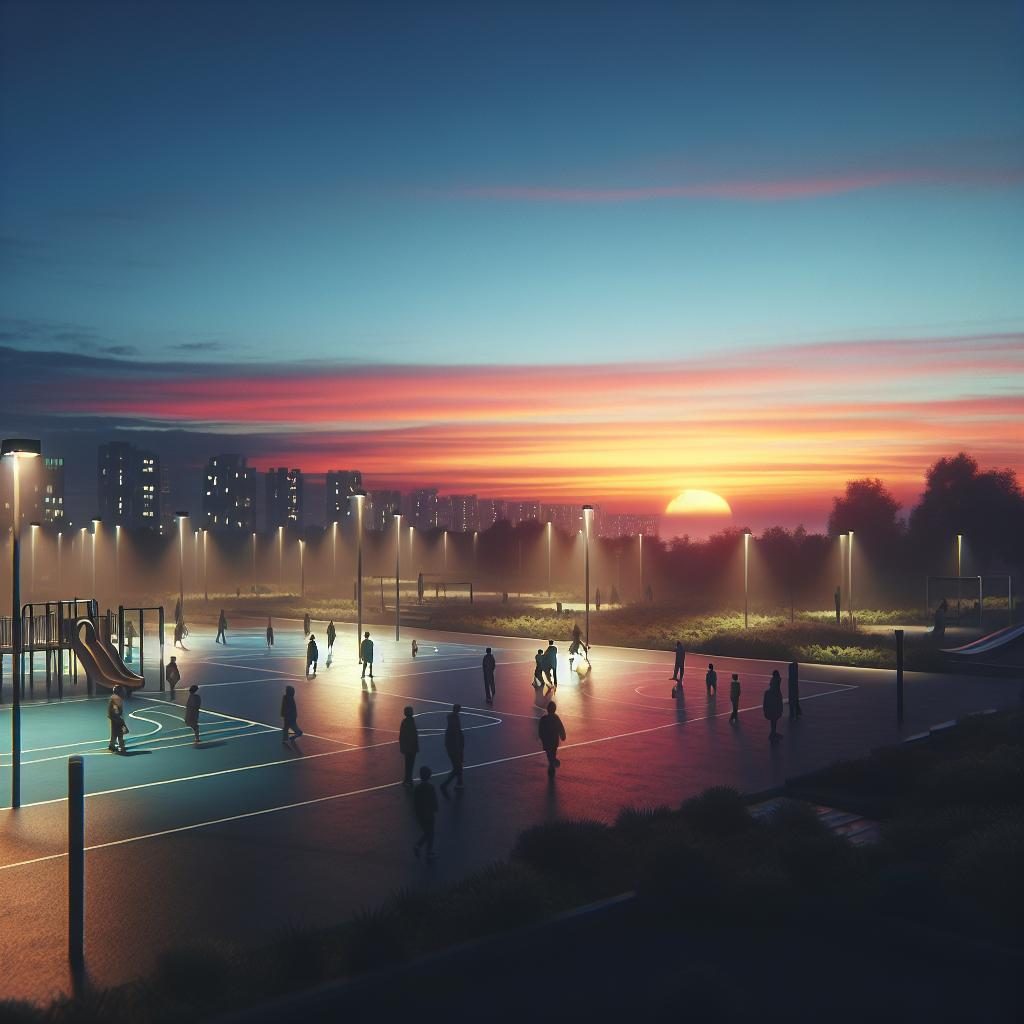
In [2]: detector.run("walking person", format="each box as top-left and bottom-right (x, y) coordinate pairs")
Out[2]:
(671, 641), (685, 682)
(482, 647), (496, 705)
(124, 619), (136, 663)
(266, 617), (274, 647)
(184, 684), (202, 744)
(360, 631), (374, 681)
(399, 706), (419, 788)
(107, 685), (128, 754)
(595, 588), (602, 611)
(763, 670), (784, 742)
(326, 620), (336, 659)
(165, 655), (181, 695)
(705, 662), (717, 696)
(538, 700), (566, 778)
(281, 685), (303, 743)
(413, 766), (438, 860)
(306, 634), (319, 677)
(568, 623), (584, 670)
(544, 640), (558, 688)
(303, 612), (311, 636)
(834, 585), (841, 624)
(173, 618), (189, 650)
(215, 609), (228, 645)
(439, 704), (464, 795)
(729, 673), (741, 724)
(787, 661), (802, 719)
(533, 648), (547, 689)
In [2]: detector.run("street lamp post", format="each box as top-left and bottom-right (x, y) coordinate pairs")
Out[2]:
(547, 521), (552, 596)
(251, 532), (257, 593)
(956, 533), (963, 620)
(332, 521), (338, 593)
(394, 513), (402, 641)
(57, 531), (63, 594)
(3, 436), (41, 810)
(29, 522), (39, 602)
(582, 505), (593, 649)
(277, 525), (284, 592)
(743, 529), (751, 629)
(350, 491), (365, 659)
(202, 529), (208, 601)
(174, 512), (187, 616)
(299, 539), (305, 598)
(848, 530), (855, 626)
(114, 524), (120, 601)
(639, 533), (643, 598)
(91, 519), (101, 604)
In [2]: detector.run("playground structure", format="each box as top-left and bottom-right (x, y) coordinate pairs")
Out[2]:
(416, 572), (474, 604)
(0, 600), (165, 701)
(925, 574), (1013, 624)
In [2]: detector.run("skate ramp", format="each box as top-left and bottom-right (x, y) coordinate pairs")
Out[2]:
(943, 623), (1024, 658)
(73, 618), (145, 690)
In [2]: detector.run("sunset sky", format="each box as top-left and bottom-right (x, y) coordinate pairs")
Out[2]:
(2, 1), (1022, 527)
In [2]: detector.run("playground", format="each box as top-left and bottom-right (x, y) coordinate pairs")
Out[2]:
(1, 616), (1020, 1001)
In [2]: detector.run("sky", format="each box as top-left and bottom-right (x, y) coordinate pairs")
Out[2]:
(1, 1), (1022, 528)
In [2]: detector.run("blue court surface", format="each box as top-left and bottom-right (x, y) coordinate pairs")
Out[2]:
(0, 619), (1017, 1002)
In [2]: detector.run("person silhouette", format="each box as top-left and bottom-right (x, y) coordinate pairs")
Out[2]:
(595, 588), (602, 611)
(705, 662), (717, 696)
(544, 640), (558, 688)
(306, 634), (318, 677)
(107, 685), (128, 754)
(569, 623), (583, 670)
(124, 619), (136, 663)
(173, 618), (189, 650)
(413, 765), (438, 860)
(533, 649), (546, 689)
(266, 617), (274, 647)
(215, 609), (227, 645)
(538, 700), (566, 778)
(281, 685), (303, 743)
(439, 704), (464, 795)
(934, 599), (948, 640)
(834, 586), (841, 624)
(360, 631), (374, 680)
(729, 673), (741, 724)
(303, 613), (311, 636)
(326, 620), (336, 656)
(671, 641), (685, 682)
(482, 647), (496, 704)
(787, 661), (802, 719)
(165, 655), (181, 694)
(399, 706), (419, 788)
(184, 685), (202, 744)
(763, 671), (784, 741)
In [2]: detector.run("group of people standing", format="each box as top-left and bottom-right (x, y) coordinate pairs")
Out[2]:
(671, 641), (802, 740)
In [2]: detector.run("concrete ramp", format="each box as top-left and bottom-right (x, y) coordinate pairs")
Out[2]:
(943, 623), (1024, 657)
(73, 618), (145, 690)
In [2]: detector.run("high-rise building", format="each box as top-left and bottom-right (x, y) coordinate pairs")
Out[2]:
(503, 500), (541, 526)
(98, 442), (161, 529)
(202, 454), (256, 532)
(477, 499), (507, 530)
(367, 489), (401, 531)
(40, 456), (65, 526)
(326, 470), (363, 522)
(449, 494), (479, 533)
(265, 467), (303, 529)
(599, 512), (660, 538)
(408, 488), (439, 530)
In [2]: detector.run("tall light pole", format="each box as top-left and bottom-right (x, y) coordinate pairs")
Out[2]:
(175, 512), (187, 616)
(743, 529), (751, 629)
(79, 527), (87, 594)
(57, 531), (63, 594)
(29, 522), (39, 602)
(839, 533), (847, 621)
(298, 538), (305, 598)
(547, 521), (552, 596)
(251, 532), (257, 593)
(114, 524), (121, 601)
(443, 529), (448, 572)
(394, 512), (402, 641)
(331, 521), (338, 592)
(639, 532), (644, 599)
(956, 532), (963, 620)
(3, 436), (41, 810)
(277, 525), (284, 591)
(202, 528), (208, 601)
(350, 491), (365, 659)
(91, 519), (101, 603)
(582, 505), (593, 649)
(847, 530), (855, 626)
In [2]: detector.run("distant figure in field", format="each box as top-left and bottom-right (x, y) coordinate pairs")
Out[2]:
(281, 685), (303, 743)
(787, 661), (802, 719)
(360, 631), (374, 680)
(482, 647), (496, 704)
(538, 700), (566, 778)
(326, 620), (336, 657)
(729, 673), (741, 724)
(400, 706), (419, 788)
(173, 619), (189, 650)
(533, 649), (546, 689)
(174, 596), (182, 625)
(440, 705), (465, 795)
(124, 619), (136, 663)
(595, 588), (602, 611)
(266, 617), (274, 647)
(184, 685), (202, 744)
(834, 586), (841, 624)
(763, 670), (784, 742)
(645, 584), (654, 603)
(165, 655), (181, 694)
(417, 573), (425, 604)
(411, 638), (419, 658)
(215, 609), (228, 645)
(544, 640), (558, 688)
(413, 765), (438, 860)
(306, 634), (318, 677)
(671, 641), (686, 682)
(303, 612), (311, 636)
(933, 599), (948, 640)
(568, 623), (587, 670)
(705, 662), (717, 696)
(107, 686), (128, 754)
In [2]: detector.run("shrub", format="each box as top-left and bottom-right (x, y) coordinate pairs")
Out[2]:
(0, 1002), (44, 1024)
(914, 744), (1024, 809)
(512, 819), (630, 895)
(345, 907), (410, 975)
(614, 804), (673, 834)
(151, 943), (232, 1005)
(636, 839), (728, 923)
(678, 787), (752, 837)
(945, 814), (1024, 931)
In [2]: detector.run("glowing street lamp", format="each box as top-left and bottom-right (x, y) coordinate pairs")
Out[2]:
(956, 532), (963, 619)
(394, 513), (402, 641)
(114, 524), (121, 600)
(349, 491), (366, 659)
(582, 505), (594, 648)
(57, 531), (63, 594)
(3, 436), (41, 809)
(743, 529), (752, 629)
(251, 532), (257, 593)
(848, 530), (854, 625)
(331, 521), (338, 592)
(547, 521), (552, 597)
(443, 529), (448, 572)
(638, 532), (644, 598)
(29, 522), (39, 602)
(174, 512), (188, 615)
(298, 538), (305, 598)
(202, 528), (209, 601)
(91, 519), (101, 602)
(277, 525), (284, 591)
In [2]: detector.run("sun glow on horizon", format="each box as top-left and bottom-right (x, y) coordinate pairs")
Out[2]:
(665, 490), (733, 517)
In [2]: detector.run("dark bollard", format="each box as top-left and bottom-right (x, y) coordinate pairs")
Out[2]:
(68, 755), (85, 968)
(895, 629), (904, 726)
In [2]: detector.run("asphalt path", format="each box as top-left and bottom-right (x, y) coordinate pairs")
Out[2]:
(0, 621), (1018, 1003)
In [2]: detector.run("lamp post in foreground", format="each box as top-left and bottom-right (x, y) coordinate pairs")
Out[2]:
(582, 505), (594, 649)
(394, 513), (402, 641)
(743, 529), (751, 629)
(4, 436), (41, 809)
(350, 491), (365, 659)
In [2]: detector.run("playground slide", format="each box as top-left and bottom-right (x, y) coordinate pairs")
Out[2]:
(943, 623), (1024, 657)
(72, 618), (145, 691)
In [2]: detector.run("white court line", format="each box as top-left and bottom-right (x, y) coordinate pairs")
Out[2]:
(0, 681), (856, 869)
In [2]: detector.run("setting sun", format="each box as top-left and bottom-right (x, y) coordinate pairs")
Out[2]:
(665, 489), (733, 517)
